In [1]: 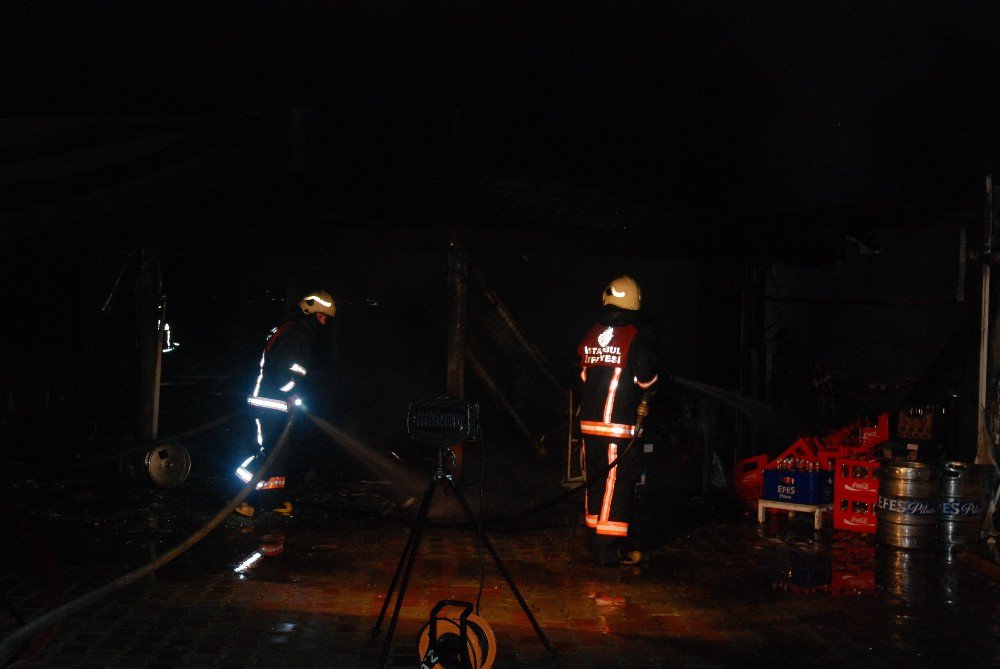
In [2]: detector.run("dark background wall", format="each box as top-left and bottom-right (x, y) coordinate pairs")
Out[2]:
(1, 219), (976, 472)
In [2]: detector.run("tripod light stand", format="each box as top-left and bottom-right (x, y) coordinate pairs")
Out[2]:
(371, 397), (557, 668)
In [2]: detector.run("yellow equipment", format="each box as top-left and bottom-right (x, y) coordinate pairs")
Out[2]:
(602, 276), (641, 311)
(299, 290), (336, 317)
(417, 601), (496, 669)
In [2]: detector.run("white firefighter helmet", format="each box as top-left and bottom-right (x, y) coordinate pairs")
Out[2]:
(602, 276), (641, 310)
(299, 290), (336, 317)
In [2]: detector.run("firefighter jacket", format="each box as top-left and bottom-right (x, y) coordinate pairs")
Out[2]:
(248, 314), (322, 412)
(577, 308), (659, 440)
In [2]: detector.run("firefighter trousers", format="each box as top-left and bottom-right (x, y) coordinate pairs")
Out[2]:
(239, 409), (290, 511)
(582, 434), (640, 564)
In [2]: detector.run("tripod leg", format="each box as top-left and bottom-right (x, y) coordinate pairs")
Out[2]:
(376, 479), (437, 669)
(372, 481), (435, 636)
(445, 477), (558, 659)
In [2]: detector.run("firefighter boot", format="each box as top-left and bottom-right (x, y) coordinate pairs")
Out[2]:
(234, 502), (256, 518)
(619, 550), (643, 566)
(271, 501), (293, 517)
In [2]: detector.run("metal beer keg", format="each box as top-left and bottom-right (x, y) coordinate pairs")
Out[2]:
(937, 461), (984, 546)
(876, 461), (938, 549)
(120, 442), (192, 489)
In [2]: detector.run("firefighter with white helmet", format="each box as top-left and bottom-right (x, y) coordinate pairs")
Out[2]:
(577, 275), (661, 566)
(234, 290), (336, 518)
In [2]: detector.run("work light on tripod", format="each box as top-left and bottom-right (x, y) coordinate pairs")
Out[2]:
(406, 396), (481, 447)
(373, 396), (555, 669)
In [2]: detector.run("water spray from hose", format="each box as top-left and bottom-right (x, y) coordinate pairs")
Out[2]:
(306, 414), (425, 502)
(671, 375), (806, 436)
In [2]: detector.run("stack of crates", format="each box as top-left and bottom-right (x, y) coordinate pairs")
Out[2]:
(736, 412), (890, 515)
(833, 457), (880, 534)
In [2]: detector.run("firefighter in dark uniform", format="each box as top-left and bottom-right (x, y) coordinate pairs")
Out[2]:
(233, 290), (336, 518)
(577, 276), (660, 566)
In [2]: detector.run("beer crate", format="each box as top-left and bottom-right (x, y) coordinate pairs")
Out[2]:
(762, 468), (833, 505)
(895, 405), (942, 441)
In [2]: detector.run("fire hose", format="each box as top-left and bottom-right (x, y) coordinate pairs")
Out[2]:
(476, 393), (652, 529)
(0, 414), (296, 668)
(370, 394), (652, 533)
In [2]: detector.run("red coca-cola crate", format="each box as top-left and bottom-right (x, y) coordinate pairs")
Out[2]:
(734, 454), (768, 508)
(815, 413), (889, 453)
(833, 456), (879, 534)
(820, 425), (855, 446)
(833, 491), (878, 534)
(860, 412), (890, 449)
(834, 457), (880, 498)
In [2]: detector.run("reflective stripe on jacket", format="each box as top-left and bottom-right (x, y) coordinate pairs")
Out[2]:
(577, 310), (658, 436)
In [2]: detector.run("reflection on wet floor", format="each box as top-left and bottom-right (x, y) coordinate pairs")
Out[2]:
(4, 461), (1000, 667)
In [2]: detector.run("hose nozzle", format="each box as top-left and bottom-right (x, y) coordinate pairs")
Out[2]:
(635, 393), (651, 436)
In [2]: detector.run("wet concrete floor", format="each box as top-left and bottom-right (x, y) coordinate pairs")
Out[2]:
(3, 438), (1000, 669)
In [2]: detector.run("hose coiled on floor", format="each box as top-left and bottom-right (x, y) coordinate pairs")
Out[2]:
(0, 414), (296, 667)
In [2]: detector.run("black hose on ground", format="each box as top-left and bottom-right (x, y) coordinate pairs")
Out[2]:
(474, 394), (652, 528)
(481, 430), (641, 528)
(0, 413), (296, 668)
(307, 412), (639, 529)
(1, 412), (237, 474)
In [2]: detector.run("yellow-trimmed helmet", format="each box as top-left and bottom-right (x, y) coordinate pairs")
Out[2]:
(602, 276), (641, 310)
(299, 290), (336, 317)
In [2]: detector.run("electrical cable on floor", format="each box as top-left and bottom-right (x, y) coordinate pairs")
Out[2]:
(304, 408), (639, 531)
(1, 412), (237, 474)
(486, 432), (640, 527)
(414, 431), (641, 532)
(474, 430), (487, 615)
(0, 413), (297, 668)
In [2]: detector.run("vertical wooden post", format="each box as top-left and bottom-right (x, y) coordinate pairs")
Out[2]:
(137, 250), (163, 442)
(446, 233), (467, 477)
(726, 262), (765, 493)
(566, 390), (574, 483)
(978, 174), (998, 466)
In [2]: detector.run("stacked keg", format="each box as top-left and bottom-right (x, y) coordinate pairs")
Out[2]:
(937, 461), (985, 546)
(875, 459), (984, 549)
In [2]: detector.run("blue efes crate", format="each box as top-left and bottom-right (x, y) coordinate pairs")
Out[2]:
(762, 469), (833, 504)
